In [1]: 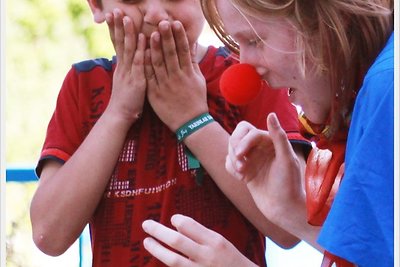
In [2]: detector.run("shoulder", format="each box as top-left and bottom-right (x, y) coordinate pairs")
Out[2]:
(215, 46), (233, 59)
(58, 57), (115, 103)
(363, 32), (393, 87)
(200, 46), (237, 67)
(199, 46), (238, 84)
(357, 32), (393, 105)
(72, 57), (116, 73)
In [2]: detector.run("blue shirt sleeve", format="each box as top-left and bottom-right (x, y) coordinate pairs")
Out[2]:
(318, 33), (394, 267)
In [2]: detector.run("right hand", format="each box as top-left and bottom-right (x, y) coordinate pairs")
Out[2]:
(142, 214), (258, 267)
(145, 20), (208, 132)
(105, 8), (146, 124)
(226, 113), (305, 221)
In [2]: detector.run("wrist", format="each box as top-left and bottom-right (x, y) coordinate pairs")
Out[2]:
(102, 107), (142, 132)
(176, 112), (215, 142)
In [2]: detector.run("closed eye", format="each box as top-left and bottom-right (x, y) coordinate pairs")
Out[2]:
(120, 0), (141, 4)
(248, 36), (263, 47)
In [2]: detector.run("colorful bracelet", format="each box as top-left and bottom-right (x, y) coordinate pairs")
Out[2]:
(176, 112), (215, 142)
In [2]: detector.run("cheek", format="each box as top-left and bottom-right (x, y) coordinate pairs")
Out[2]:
(183, 20), (205, 46)
(174, 3), (205, 45)
(239, 47), (264, 65)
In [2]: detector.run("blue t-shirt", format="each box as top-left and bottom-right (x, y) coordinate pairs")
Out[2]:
(318, 32), (394, 267)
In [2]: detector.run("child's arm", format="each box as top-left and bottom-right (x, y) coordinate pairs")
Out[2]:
(30, 9), (146, 256)
(146, 20), (301, 248)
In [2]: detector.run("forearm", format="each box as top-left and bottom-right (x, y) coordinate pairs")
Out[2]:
(268, 198), (323, 252)
(182, 122), (300, 248)
(30, 110), (133, 255)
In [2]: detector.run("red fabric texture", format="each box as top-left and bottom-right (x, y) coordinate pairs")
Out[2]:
(301, 116), (355, 267)
(38, 46), (307, 266)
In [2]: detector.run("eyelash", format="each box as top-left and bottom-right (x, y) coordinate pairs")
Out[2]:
(121, 0), (141, 4)
(248, 37), (263, 47)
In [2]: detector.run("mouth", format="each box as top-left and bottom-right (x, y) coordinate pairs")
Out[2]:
(287, 87), (301, 107)
(288, 87), (294, 96)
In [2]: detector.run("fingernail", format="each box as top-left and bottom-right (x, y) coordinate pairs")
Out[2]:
(171, 214), (183, 226)
(105, 13), (112, 23)
(122, 16), (129, 26)
(172, 21), (181, 30)
(159, 20), (169, 31)
(235, 160), (243, 170)
(151, 32), (160, 42)
(142, 220), (151, 231)
(143, 237), (153, 249)
(268, 113), (280, 129)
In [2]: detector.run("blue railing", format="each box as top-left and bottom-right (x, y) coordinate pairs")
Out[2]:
(6, 167), (89, 267)
(6, 167), (38, 183)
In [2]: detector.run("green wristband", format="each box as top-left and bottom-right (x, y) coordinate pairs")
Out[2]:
(176, 113), (215, 142)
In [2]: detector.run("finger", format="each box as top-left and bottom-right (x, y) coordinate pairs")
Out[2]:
(142, 219), (204, 261)
(132, 33), (146, 89)
(145, 48), (158, 88)
(225, 153), (245, 180)
(171, 214), (224, 247)
(229, 121), (254, 150)
(171, 21), (193, 70)
(228, 131), (268, 179)
(143, 237), (197, 267)
(226, 122), (251, 175)
(266, 112), (297, 159)
(190, 43), (202, 74)
(231, 124), (271, 160)
(158, 21), (180, 74)
(228, 121), (256, 160)
(227, 137), (246, 171)
(105, 12), (115, 47)
(150, 31), (168, 82)
(113, 8), (125, 61)
(122, 15), (137, 65)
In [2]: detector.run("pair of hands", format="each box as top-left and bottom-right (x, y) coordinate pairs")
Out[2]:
(104, 9), (307, 267)
(142, 113), (307, 266)
(104, 8), (208, 131)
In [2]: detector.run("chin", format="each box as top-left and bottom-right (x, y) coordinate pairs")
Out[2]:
(301, 108), (327, 125)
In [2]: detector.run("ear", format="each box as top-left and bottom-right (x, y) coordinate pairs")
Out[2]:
(87, 0), (106, 23)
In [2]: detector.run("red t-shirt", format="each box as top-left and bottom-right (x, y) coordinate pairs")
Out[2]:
(37, 46), (307, 267)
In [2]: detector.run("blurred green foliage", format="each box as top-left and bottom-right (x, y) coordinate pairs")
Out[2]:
(5, 1), (113, 265)
(5, 0), (114, 164)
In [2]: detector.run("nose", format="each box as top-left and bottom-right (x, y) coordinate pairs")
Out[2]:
(239, 47), (253, 64)
(239, 48), (260, 67)
(142, 2), (169, 26)
(239, 48), (267, 77)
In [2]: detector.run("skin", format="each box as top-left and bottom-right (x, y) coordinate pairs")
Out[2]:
(217, 1), (325, 245)
(143, 214), (259, 267)
(142, 115), (321, 267)
(140, 1), (329, 266)
(214, 1), (332, 124)
(30, 0), (300, 257)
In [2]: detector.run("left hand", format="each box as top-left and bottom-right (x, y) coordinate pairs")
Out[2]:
(145, 20), (208, 132)
(142, 214), (258, 267)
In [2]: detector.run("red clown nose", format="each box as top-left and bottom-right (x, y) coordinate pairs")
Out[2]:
(219, 63), (263, 105)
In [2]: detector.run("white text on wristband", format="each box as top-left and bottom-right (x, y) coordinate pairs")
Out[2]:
(176, 113), (215, 142)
